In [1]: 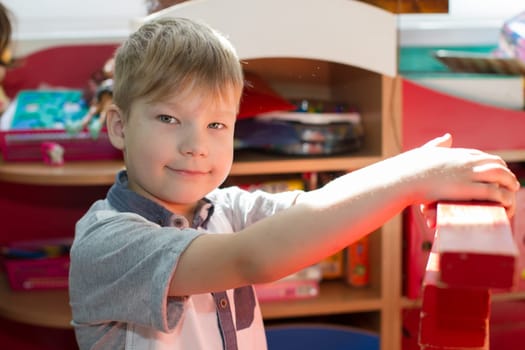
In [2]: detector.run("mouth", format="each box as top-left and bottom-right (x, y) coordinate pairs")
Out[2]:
(166, 167), (210, 176)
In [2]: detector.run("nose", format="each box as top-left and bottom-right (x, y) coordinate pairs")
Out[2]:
(179, 127), (209, 157)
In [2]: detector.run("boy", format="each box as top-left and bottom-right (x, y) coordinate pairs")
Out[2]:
(69, 17), (519, 350)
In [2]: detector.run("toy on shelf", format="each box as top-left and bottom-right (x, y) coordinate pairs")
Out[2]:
(235, 94), (363, 156)
(433, 10), (525, 75)
(66, 58), (114, 139)
(498, 10), (525, 63)
(41, 141), (65, 166)
(66, 78), (113, 139)
(1, 237), (72, 291)
(0, 51), (122, 163)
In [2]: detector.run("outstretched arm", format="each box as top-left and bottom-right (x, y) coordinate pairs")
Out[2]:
(170, 134), (519, 296)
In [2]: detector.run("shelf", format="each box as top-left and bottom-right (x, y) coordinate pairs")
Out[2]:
(261, 281), (382, 320)
(0, 1), (401, 348)
(6, 146), (523, 186)
(0, 160), (124, 186)
(232, 150), (382, 176)
(0, 274), (71, 329)
(0, 150), (382, 186)
(0, 274), (380, 329)
(492, 149), (525, 163)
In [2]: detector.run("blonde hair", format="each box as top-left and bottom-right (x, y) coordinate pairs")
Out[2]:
(113, 17), (244, 117)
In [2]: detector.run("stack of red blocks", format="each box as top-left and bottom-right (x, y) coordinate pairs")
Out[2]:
(419, 203), (519, 349)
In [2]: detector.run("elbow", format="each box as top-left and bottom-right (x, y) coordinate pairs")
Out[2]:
(238, 254), (287, 285)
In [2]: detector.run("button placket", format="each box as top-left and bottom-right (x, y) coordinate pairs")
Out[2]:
(212, 291), (238, 350)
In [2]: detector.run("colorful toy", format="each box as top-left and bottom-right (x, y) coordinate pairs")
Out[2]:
(498, 10), (525, 62)
(41, 141), (65, 166)
(67, 78), (113, 139)
(66, 57), (115, 139)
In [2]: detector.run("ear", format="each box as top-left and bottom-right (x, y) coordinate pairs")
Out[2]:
(106, 104), (126, 150)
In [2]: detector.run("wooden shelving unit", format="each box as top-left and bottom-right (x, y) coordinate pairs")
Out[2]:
(0, 1), (405, 349)
(2, 1), (523, 349)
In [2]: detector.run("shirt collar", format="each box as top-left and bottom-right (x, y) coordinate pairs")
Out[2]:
(107, 170), (214, 229)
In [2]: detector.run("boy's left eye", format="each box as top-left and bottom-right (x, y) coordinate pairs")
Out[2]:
(208, 122), (226, 129)
(157, 114), (178, 124)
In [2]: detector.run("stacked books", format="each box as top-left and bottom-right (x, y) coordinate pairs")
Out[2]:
(254, 264), (322, 302)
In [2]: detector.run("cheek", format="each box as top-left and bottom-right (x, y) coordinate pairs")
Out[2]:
(123, 132), (160, 168)
(213, 134), (234, 157)
(217, 141), (235, 175)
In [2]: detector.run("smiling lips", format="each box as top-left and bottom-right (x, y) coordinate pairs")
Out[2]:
(168, 167), (210, 177)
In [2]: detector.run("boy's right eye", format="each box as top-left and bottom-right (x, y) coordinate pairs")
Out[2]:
(157, 114), (178, 124)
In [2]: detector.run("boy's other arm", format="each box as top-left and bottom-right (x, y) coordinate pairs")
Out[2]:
(169, 134), (519, 296)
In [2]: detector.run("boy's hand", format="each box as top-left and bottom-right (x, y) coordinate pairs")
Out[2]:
(411, 134), (520, 225)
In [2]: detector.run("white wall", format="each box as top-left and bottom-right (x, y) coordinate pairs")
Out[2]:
(399, 0), (525, 46)
(3, 0), (525, 56)
(3, 0), (146, 56)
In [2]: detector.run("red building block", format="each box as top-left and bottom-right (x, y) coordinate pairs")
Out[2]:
(436, 203), (519, 290)
(419, 313), (488, 349)
(419, 202), (519, 349)
(419, 236), (490, 348)
(422, 264), (490, 320)
(420, 236), (490, 319)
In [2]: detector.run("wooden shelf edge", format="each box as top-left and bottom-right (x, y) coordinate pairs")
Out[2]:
(492, 149), (525, 163)
(261, 281), (382, 319)
(0, 274), (72, 329)
(0, 274), (382, 328)
(231, 155), (382, 176)
(0, 160), (124, 186)
(0, 154), (382, 186)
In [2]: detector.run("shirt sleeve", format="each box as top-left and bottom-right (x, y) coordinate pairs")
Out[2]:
(69, 202), (204, 332)
(209, 186), (303, 231)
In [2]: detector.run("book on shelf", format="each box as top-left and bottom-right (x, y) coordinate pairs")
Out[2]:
(319, 250), (344, 280)
(254, 264), (322, 302)
(254, 278), (320, 302)
(345, 236), (370, 287)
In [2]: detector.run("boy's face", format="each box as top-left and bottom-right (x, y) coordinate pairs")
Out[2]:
(107, 85), (240, 215)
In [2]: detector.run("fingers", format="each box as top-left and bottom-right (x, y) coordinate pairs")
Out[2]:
(472, 162), (521, 192)
(417, 156), (519, 219)
(435, 182), (517, 218)
(473, 182), (516, 217)
(419, 203), (437, 228)
(421, 133), (453, 148)
(412, 135), (520, 219)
